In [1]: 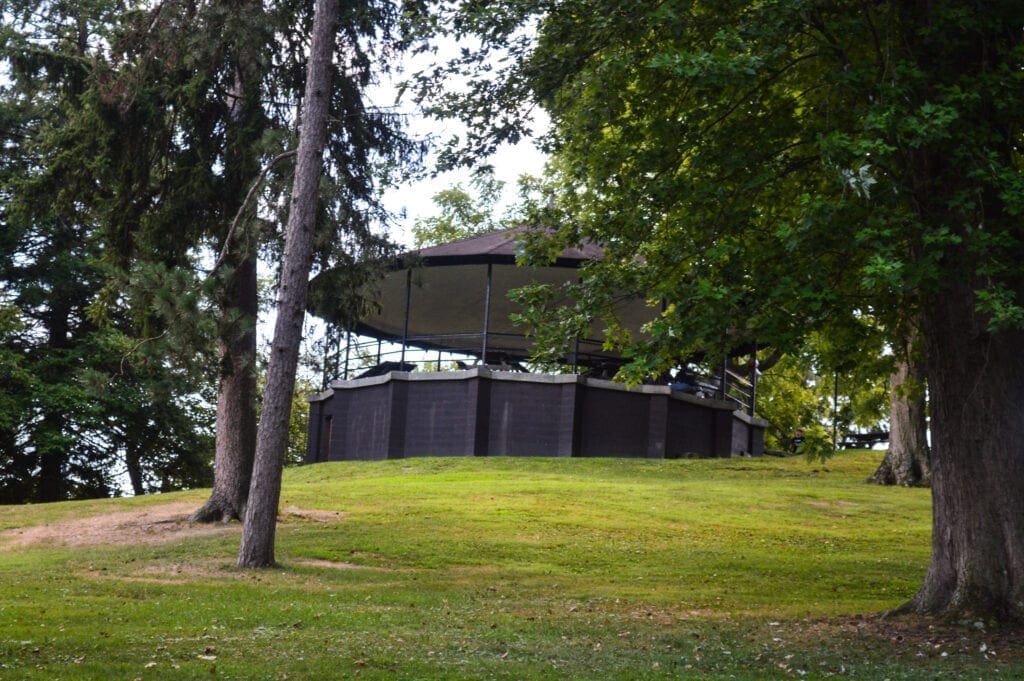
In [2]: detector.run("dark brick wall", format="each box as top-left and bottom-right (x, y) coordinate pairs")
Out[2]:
(712, 410), (735, 457)
(748, 422), (764, 456)
(486, 381), (572, 456)
(306, 371), (766, 462)
(666, 399), (715, 458)
(401, 380), (479, 456)
(577, 386), (651, 457)
(337, 381), (393, 460)
(731, 416), (747, 456)
(730, 414), (765, 456)
(305, 400), (324, 463)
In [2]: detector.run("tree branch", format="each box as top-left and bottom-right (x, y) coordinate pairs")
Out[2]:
(210, 150), (297, 276)
(118, 329), (169, 377)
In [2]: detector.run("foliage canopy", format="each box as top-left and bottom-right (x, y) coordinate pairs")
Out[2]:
(414, 0), (1023, 367)
(412, 0), (1024, 621)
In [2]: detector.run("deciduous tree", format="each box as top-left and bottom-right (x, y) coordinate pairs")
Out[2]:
(411, 169), (507, 247)
(870, 334), (931, 487)
(418, 0), (1024, 621)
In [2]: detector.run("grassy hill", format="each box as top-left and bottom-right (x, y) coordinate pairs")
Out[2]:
(0, 451), (1018, 679)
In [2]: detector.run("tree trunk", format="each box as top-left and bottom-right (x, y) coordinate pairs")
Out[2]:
(238, 0), (337, 567)
(192, 21), (263, 522)
(125, 438), (145, 496)
(901, 277), (1024, 622)
(870, 338), (930, 487)
(34, 429), (66, 503)
(191, 253), (258, 522)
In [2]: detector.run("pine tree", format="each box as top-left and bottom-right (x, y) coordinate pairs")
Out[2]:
(238, 0), (337, 567)
(0, 0), (216, 501)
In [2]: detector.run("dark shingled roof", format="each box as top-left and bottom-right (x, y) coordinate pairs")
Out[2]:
(409, 228), (604, 267)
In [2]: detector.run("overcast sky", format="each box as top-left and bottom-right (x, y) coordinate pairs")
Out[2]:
(369, 39), (550, 247)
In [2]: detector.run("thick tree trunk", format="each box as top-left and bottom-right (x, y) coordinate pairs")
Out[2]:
(870, 339), (930, 487)
(902, 278), (1024, 622)
(191, 254), (258, 522)
(192, 21), (263, 522)
(34, 430), (66, 503)
(238, 0), (337, 567)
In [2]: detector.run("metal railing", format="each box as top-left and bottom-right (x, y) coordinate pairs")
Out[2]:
(721, 368), (755, 414)
(318, 332), (517, 389)
(318, 330), (759, 416)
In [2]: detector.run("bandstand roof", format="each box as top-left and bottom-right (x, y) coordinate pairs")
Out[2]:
(309, 228), (656, 367)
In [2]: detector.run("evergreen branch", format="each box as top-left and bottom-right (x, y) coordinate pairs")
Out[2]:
(210, 150), (297, 276)
(6, 44), (92, 65)
(119, 329), (169, 377)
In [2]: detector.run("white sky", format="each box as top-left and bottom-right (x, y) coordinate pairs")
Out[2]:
(380, 137), (550, 247)
(368, 36), (550, 247)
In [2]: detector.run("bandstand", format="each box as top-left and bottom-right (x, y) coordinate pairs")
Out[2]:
(305, 229), (767, 462)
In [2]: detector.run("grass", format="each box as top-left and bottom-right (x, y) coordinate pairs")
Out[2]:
(0, 451), (1019, 679)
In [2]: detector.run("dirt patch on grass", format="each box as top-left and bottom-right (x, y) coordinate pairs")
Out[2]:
(84, 557), (382, 585)
(774, 614), (1024, 664)
(0, 502), (349, 553)
(92, 559), (249, 583)
(292, 558), (368, 570)
(280, 506), (347, 523)
(0, 501), (239, 552)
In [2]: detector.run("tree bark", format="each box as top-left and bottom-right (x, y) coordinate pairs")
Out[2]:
(125, 438), (145, 496)
(191, 253), (258, 522)
(238, 0), (337, 567)
(192, 16), (263, 522)
(870, 337), (930, 487)
(901, 277), (1024, 622)
(34, 431), (66, 503)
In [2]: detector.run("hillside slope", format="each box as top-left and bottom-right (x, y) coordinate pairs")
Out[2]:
(1, 452), (1017, 679)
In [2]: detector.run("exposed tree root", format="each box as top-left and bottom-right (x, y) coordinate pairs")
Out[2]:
(190, 493), (243, 523)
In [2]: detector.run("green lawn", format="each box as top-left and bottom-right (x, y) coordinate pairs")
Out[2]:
(0, 452), (1018, 679)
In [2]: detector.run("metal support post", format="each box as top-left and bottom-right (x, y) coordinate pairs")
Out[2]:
(481, 263), (493, 365)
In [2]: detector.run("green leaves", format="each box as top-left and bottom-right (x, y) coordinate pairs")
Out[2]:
(450, 0), (1024, 381)
(411, 169), (508, 247)
(508, 281), (597, 371)
(975, 285), (1024, 333)
(650, 47), (763, 83)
